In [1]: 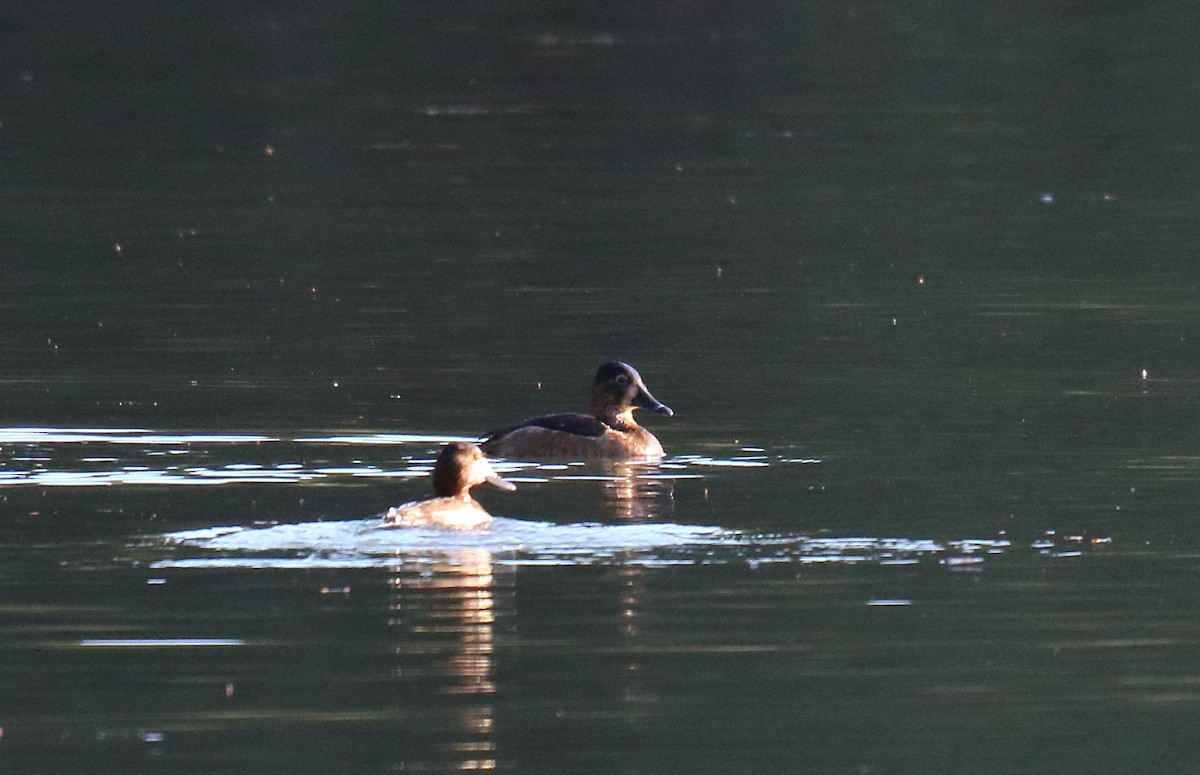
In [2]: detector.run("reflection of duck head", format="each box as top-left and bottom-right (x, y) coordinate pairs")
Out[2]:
(384, 442), (515, 529)
(481, 362), (674, 461)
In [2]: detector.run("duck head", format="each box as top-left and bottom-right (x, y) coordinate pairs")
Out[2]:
(431, 442), (517, 497)
(590, 361), (673, 427)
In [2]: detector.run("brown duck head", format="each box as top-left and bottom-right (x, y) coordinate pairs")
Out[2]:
(431, 442), (516, 497)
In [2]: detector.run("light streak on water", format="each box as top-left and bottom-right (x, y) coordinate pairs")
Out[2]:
(0, 427), (818, 490)
(295, 434), (481, 445)
(79, 638), (245, 647)
(0, 428), (277, 444)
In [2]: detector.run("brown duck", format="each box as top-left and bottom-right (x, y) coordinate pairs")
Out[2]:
(382, 442), (515, 529)
(480, 361), (673, 461)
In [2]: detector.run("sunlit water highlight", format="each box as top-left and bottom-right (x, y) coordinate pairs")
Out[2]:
(2, 428), (1102, 571)
(0, 427), (811, 487)
(153, 516), (1037, 572)
(78, 638), (245, 648)
(0, 428), (278, 444)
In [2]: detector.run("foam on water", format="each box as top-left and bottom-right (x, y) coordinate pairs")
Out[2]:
(158, 517), (736, 568)
(152, 518), (1025, 570)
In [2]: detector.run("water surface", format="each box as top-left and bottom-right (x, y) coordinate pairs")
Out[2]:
(3, 2), (1200, 773)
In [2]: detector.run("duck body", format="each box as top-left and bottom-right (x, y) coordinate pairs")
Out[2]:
(381, 442), (515, 529)
(384, 494), (493, 529)
(480, 362), (673, 462)
(481, 412), (664, 460)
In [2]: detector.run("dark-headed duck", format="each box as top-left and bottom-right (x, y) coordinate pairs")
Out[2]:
(481, 361), (673, 461)
(382, 442), (515, 529)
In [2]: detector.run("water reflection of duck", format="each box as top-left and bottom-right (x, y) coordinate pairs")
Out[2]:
(384, 549), (505, 770)
(382, 442), (515, 529)
(595, 461), (676, 521)
(481, 361), (674, 461)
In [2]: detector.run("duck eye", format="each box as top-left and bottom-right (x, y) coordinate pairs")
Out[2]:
(616, 374), (630, 385)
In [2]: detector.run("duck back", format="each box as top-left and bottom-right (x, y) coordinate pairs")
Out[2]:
(481, 418), (662, 461)
(384, 496), (490, 529)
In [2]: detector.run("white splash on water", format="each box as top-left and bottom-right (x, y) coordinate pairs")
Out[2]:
(151, 518), (1018, 571)
(158, 516), (734, 566)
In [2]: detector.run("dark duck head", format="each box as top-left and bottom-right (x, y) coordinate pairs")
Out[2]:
(590, 361), (673, 430)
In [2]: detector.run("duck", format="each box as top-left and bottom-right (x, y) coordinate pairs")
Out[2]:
(480, 361), (674, 461)
(381, 442), (515, 529)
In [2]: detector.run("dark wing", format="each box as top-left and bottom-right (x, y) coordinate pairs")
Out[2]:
(482, 413), (607, 442)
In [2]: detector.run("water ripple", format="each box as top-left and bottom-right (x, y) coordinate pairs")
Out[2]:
(0, 427), (814, 488)
(0, 428), (277, 444)
(151, 518), (1037, 571)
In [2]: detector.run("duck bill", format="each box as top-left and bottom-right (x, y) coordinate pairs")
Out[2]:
(484, 468), (517, 492)
(633, 384), (674, 417)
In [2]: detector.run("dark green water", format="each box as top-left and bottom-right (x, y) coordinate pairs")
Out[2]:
(4, 2), (1200, 772)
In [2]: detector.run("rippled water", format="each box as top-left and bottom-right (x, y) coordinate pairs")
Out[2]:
(0, 422), (1194, 774)
(6, 1), (1200, 773)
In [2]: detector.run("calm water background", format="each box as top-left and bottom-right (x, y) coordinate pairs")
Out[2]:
(3, 2), (1200, 773)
